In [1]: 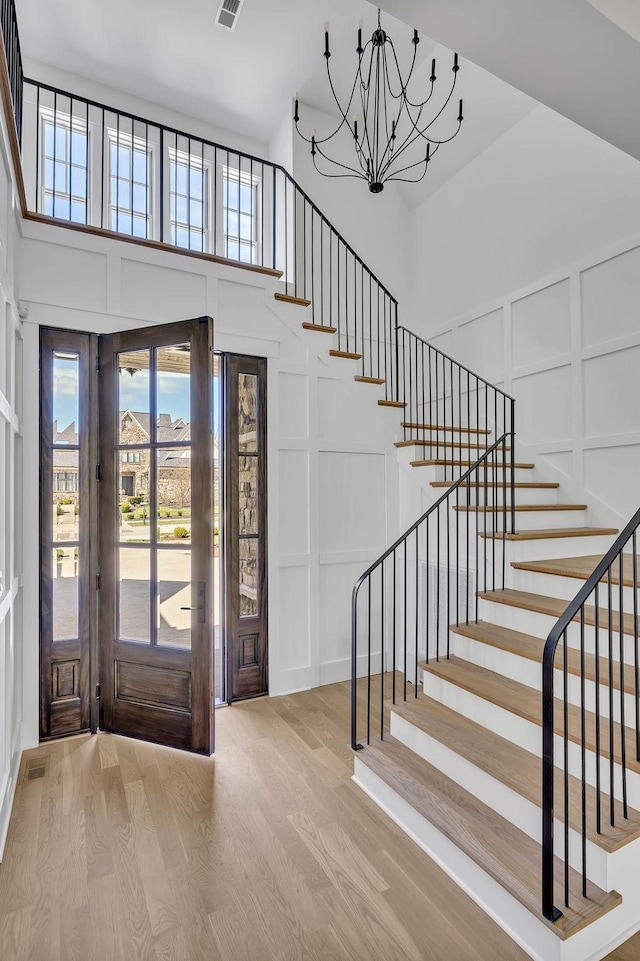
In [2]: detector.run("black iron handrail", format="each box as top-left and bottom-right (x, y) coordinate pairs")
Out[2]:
(352, 432), (513, 751)
(21, 77), (399, 398)
(541, 507), (640, 922)
(396, 325), (516, 513)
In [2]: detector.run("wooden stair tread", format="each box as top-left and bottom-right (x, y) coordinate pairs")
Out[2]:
(452, 620), (638, 696)
(455, 504), (586, 512)
(302, 322), (337, 333)
(480, 527), (617, 541)
(431, 481), (559, 489)
(274, 292), (311, 307)
(389, 694), (640, 852)
(512, 554), (639, 588)
(396, 440), (508, 451)
(378, 399), (406, 408)
(358, 736), (621, 938)
(329, 349), (362, 360)
(423, 656), (640, 776)
(411, 459), (533, 469)
(478, 588), (639, 637)
(354, 375), (385, 385)
(401, 422), (491, 435)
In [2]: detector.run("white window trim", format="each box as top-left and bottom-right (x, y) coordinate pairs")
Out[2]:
(167, 145), (213, 254)
(38, 105), (90, 221)
(105, 126), (155, 240)
(219, 163), (262, 265)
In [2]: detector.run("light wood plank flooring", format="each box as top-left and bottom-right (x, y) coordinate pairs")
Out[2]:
(0, 679), (637, 960)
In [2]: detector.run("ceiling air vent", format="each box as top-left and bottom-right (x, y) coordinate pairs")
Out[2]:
(216, 0), (243, 32)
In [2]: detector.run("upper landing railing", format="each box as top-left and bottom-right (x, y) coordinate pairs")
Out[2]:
(18, 77), (399, 400)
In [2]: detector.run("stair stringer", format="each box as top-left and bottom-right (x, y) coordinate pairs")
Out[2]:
(354, 754), (640, 961)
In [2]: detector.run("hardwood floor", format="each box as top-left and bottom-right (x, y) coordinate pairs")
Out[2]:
(0, 680), (637, 960)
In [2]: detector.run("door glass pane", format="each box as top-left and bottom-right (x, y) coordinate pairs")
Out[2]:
(118, 351), (150, 445)
(53, 351), (79, 437)
(238, 373), (257, 452)
(239, 538), (258, 617)
(157, 345), (191, 432)
(157, 448), (191, 544)
(52, 547), (79, 640)
(238, 456), (257, 535)
(118, 449), (151, 543)
(52, 454), (80, 541)
(157, 549), (191, 648)
(118, 547), (150, 643)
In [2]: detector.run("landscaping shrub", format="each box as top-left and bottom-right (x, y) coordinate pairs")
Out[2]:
(121, 502), (132, 513)
(173, 526), (189, 539)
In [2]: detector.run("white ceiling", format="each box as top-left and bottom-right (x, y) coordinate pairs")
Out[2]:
(587, 0), (640, 43)
(15, 0), (535, 209)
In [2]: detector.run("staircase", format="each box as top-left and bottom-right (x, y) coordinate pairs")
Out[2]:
(353, 434), (639, 960)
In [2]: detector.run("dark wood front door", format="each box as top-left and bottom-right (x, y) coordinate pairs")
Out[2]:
(225, 354), (268, 701)
(98, 318), (215, 753)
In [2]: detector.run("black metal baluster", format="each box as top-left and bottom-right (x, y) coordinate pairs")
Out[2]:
(35, 83), (40, 213)
(403, 539), (407, 699)
(271, 165), (276, 269)
(392, 548), (397, 702)
(52, 89), (57, 216)
(425, 520), (430, 662)
(436, 507), (441, 660)
(381, 562), (385, 738)
(634, 533), (639, 763)
(619, 553), (628, 818)
(367, 576), (371, 745)
(563, 628), (569, 908)
(580, 607), (587, 897)
(595, 582), (602, 835)
(415, 528), (419, 694)
(311, 208), (315, 325)
(68, 96), (73, 222)
(608, 568), (615, 827)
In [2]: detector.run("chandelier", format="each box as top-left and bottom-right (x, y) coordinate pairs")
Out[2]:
(294, 8), (464, 193)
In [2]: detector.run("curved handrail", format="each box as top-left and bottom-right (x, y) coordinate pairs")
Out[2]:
(397, 325), (515, 402)
(352, 431), (512, 750)
(541, 505), (640, 922)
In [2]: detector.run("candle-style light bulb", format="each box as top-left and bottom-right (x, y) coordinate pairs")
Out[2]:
(458, 99), (464, 122)
(357, 19), (363, 54)
(453, 52), (459, 72)
(311, 129), (316, 156)
(430, 58), (436, 83)
(324, 23), (330, 58)
(353, 114), (358, 140)
(293, 92), (299, 122)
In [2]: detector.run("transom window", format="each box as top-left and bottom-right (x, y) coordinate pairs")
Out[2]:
(42, 113), (88, 223)
(109, 134), (151, 238)
(223, 169), (260, 264)
(170, 150), (208, 252)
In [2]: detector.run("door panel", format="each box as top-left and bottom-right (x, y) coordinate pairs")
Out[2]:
(225, 354), (268, 701)
(99, 317), (215, 753)
(40, 328), (95, 739)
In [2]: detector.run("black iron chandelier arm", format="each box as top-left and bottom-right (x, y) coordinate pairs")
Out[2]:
(384, 145), (441, 184)
(312, 139), (367, 179)
(382, 37), (425, 107)
(378, 72), (460, 176)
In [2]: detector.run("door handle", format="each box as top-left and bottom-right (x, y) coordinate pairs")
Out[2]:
(180, 582), (206, 623)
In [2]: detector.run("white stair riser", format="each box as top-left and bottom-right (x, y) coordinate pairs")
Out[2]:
(503, 535), (617, 563)
(422, 670), (640, 807)
(453, 487), (560, 507)
(389, 710), (613, 889)
(451, 632), (640, 725)
(477, 597), (638, 659)
(510, 569), (636, 611)
(397, 453), (535, 484)
(462, 509), (586, 531)
(354, 758), (638, 961)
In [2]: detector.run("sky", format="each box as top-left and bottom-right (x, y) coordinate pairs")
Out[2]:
(52, 352), (203, 431)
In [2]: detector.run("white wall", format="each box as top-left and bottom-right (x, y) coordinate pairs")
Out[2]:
(17, 220), (401, 744)
(291, 100), (411, 312)
(408, 104), (640, 526)
(0, 112), (24, 855)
